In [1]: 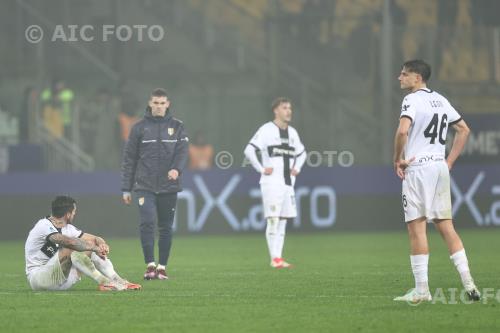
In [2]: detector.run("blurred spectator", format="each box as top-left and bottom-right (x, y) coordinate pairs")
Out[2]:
(40, 79), (74, 139)
(118, 102), (140, 143)
(117, 79), (140, 144)
(188, 130), (214, 170)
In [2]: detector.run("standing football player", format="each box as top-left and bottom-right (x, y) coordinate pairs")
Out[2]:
(393, 60), (480, 302)
(244, 97), (306, 268)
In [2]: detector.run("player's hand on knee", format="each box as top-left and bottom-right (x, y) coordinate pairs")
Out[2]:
(98, 243), (110, 256)
(263, 167), (273, 175)
(290, 169), (299, 176)
(93, 246), (107, 259)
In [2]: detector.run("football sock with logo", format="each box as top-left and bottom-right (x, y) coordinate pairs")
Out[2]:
(410, 254), (429, 293)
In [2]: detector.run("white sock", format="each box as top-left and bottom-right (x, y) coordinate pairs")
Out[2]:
(91, 252), (123, 282)
(157, 264), (165, 271)
(147, 262), (156, 268)
(410, 254), (429, 293)
(71, 252), (109, 285)
(266, 217), (279, 260)
(450, 249), (473, 287)
(274, 219), (287, 259)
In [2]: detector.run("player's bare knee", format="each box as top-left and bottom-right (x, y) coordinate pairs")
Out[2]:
(58, 248), (73, 261)
(434, 219), (456, 235)
(407, 219), (426, 235)
(57, 249), (74, 275)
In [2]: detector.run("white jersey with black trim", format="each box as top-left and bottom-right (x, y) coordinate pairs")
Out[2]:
(399, 88), (462, 163)
(24, 217), (83, 276)
(245, 121), (306, 186)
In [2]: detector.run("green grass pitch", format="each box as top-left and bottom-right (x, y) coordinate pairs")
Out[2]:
(1, 230), (500, 332)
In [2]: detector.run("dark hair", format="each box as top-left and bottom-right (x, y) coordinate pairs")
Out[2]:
(51, 196), (76, 218)
(271, 97), (291, 112)
(402, 60), (431, 82)
(150, 88), (168, 99)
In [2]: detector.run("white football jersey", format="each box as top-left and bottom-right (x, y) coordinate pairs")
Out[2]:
(246, 122), (306, 186)
(399, 88), (462, 162)
(25, 217), (83, 276)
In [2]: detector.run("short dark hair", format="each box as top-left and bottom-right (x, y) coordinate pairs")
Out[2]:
(271, 97), (291, 112)
(51, 196), (76, 218)
(150, 88), (168, 99)
(402, 60), (431, 82)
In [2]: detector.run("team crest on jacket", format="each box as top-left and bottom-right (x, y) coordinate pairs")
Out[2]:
(138, 197), (145, 206)
(168, 128), (175, 136)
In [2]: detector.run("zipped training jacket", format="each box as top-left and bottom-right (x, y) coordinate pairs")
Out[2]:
(121, 107), (189, 193)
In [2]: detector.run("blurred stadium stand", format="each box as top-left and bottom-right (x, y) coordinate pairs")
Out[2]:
(0, 0), (498, 171)
(0, 0), (499, 238)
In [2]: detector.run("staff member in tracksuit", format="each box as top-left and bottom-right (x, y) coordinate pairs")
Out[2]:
(121, 88), (188, 280)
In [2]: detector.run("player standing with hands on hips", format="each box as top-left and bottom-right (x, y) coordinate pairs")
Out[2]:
(392, 60), (480, 303)
(244, 97), (306, 268)
(121, 88), (189, 280)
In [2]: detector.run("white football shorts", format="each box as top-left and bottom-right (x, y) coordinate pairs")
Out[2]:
(28, 253), (80, 291)
(261, 183), (297, 218)
(402, 161), (452, 223)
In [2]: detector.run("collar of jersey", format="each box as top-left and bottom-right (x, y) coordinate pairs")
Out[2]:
(416, 88), (433, 93)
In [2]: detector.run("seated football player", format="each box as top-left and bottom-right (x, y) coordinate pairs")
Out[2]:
(25, 196), (141, 291)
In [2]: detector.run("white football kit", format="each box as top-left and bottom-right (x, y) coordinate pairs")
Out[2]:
(244, 122), (306, 218)
(25, 217), (84, 290)
(399, 88), (462, 222)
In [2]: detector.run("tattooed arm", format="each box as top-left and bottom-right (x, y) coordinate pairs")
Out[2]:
(48, 233), (105, 256)
(81, 233), (110, 255)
